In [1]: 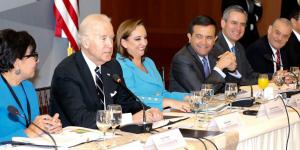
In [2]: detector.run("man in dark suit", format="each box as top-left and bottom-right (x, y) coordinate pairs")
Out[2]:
(247, 18), (292, 74)
(169, 16), (238, 93)
(282, 9), (300, 67)
(222, 0), (263, 48)
(50, 14), (162, 128)
(211, 5), (258, 85)
(281, 0), (300, 19)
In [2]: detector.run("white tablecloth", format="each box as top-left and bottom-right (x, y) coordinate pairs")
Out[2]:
(237, 109), (300, 150)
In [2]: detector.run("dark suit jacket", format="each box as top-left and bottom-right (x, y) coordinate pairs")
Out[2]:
(222, 0), (263, 48)
(211, 32), (258, 85)
(50, 52), (143, 129)
(169, 44), (236, 93)
(281, 0), (300, 18)
(246, 35), (290, 74)
(282, 32), (300, 67)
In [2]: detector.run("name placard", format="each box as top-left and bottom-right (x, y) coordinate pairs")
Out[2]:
(144, 128), (186, 150)
(120, 113), (133, 125)
(257, 100), (285, 119)
(290, 94), (300, 108)
(210, 112), (241, 131)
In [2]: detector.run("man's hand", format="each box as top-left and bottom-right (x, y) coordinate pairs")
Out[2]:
(132, 108), (163, 123)
(216, 51), (237, 71)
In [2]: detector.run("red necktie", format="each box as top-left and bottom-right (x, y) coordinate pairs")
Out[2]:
(276, 50), (281, 70)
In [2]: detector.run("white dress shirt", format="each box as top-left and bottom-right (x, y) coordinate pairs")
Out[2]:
(221, 33), (242, 78)
(268, 43), (282, 73)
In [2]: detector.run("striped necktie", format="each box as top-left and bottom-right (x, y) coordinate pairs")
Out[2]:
(95, 66), (105, 105)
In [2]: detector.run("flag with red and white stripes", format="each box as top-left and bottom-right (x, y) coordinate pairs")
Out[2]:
(53, 0), (79, 52)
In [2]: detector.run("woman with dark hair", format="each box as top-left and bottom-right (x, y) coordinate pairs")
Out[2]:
(0, 29), (62, 142)
(116, 19), (190, 111)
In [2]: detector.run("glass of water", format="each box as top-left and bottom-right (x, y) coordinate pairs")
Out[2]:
(224, 83), (238, 111)
(107, 104), (122, 136)
(201, 84), (214, 122)
(290, 67), (299, 88)
(188, 91), (204, 127)
(96, 110), (111, 139)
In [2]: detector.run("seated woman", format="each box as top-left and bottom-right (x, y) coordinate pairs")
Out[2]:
(116, 19), (190, 111)
(0, 29), (62, 142)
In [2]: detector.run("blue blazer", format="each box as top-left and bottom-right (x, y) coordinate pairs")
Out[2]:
(0, 78), (39, 142)
(116, 54), (187, 110)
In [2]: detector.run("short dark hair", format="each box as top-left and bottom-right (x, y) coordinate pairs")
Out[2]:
(188, 15), (217, 35)
(0, 29), (36, 73)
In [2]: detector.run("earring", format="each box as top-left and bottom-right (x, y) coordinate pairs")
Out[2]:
(15, 69), (21, 75)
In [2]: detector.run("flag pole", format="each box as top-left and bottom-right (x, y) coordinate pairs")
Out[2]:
(67, 42), (73, 56)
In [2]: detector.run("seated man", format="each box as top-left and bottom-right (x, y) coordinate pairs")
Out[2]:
(50, 14), (162, 129)
(247, 18), (292, 74)
(169, 16), (238, 93)
(211, 5), (258, 85)
(282, 9), (300, 67)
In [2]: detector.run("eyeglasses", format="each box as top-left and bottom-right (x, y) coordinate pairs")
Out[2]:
(24, 53), (39, 61)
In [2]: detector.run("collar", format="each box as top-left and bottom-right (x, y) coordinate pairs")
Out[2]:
(82, 51), (99, 82)
(198, 55), (209, 62)
(222, 32), (235, 49)
(293, 30), (300, 42)
(222, 32), (235, 51)
(268, 42), (278, 56)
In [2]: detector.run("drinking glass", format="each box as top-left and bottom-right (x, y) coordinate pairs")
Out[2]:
(107, 104), (122, 136)
(201, 84), (214, 122)
(257, 74), (269, 99)
(96, 110), (111, 139)
(188, 91), (203, 127)
(273, 71), (285, 90)
(290, 67), (299, 88)
(224, 83), (238, 111)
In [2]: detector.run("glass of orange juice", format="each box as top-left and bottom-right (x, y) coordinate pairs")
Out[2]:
(258, 74), (269, 99)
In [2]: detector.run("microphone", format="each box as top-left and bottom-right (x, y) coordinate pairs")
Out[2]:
(111, 74), (152, 134)
(264, 54), (283, 71)
(7, 105), (58, 149)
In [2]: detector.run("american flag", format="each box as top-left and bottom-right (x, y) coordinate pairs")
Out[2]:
(53, 0), (80, 53)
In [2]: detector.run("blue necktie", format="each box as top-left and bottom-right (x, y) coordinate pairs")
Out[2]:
(231, 46), (237, 54)
(202, 57), (210, 78)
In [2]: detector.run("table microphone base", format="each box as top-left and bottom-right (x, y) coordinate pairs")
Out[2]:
(120, 123), (153, 134)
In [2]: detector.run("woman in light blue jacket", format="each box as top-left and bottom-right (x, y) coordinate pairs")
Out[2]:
(115, 19), (190, 111)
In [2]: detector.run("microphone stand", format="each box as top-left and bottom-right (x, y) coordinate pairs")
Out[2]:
(111, 75), (152, 134)
(7, 106), (58, 149)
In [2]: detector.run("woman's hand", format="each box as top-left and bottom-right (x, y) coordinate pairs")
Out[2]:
(163, 98), (191, 112)
(25, 113), (62, 138)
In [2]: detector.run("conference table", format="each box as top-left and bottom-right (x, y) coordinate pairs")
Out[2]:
(71, 111), (299, 150)
(72, 85), (300, 150)
(3, 85), (300, 150)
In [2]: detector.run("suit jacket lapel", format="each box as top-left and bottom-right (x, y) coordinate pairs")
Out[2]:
(187, 44), (206, 78)
(217, 32), (231, 52)
(75, 52), (102, 108)
(208, 55), (216, 71)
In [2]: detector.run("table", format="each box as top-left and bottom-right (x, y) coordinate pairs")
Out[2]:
(72, 106), (300, 150)
(3, 85), (300, 150)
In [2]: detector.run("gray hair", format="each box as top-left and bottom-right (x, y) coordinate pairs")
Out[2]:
(272, 18), (292, 29)
(222, 5), (248, 21)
